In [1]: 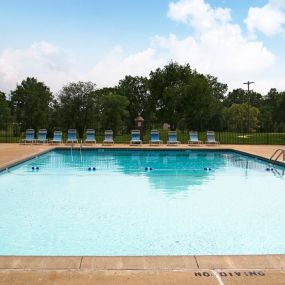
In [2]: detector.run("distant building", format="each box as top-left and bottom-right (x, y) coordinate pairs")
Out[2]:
(162, 123), (170, 130)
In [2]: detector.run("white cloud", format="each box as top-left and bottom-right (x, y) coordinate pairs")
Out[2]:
(162, 0), (276, 92)
(88, 0), (279, 93)
(245, 0), (285, 37)
(0, 42), (163, 92)
(168, 0), (231, 31)
(85, 46), (163, 87)
(0, 41), (77, 92)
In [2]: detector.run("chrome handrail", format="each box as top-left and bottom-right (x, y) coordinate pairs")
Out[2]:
(270, 149), (285, 161)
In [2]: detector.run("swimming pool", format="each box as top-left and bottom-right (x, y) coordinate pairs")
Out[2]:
(0, 149), (284, 256)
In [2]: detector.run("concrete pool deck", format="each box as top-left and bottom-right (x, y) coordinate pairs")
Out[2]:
(1, 256), (285, 285)
(0, 143), (284, 284)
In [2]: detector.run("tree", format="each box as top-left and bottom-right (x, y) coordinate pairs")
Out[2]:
(275, 92), (285, 130)
(206, 75), (227, 101)
(48, 99), (61, 133)
(117, 76), (151, 129)
(148, 62), (193, 129)
(57, 82), (99, 136)
(260, 88), (285, 131)
(0, 91), (11, 128)
(10, 77), (53, 130)
(223, 88), (246, 107)
(100, 92), (129, 134)
(225, 103), (260, 132)
(205, 75), (227, 130)
(224, 88), (262, 108)
(148, 62), (226, 130)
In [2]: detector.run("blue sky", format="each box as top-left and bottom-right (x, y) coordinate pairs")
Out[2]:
(0, 0), (284, 93)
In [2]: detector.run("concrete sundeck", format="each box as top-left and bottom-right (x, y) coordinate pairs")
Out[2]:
(1, 256), (285, 284)
(0, 143), (284, 284)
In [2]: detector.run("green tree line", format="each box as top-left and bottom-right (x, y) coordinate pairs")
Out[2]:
(1, 62), (285, 135)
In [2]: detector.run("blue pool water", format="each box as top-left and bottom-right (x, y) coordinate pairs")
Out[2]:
(0, 149), (284, 256)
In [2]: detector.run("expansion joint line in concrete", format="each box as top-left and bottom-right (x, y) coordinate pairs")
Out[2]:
(194, 256), (199, 269)
(79, 257), (83, 269)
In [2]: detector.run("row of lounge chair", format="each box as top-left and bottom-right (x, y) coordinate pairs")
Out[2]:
(21, 129), (220, 145)
(148, 130), (219, 145)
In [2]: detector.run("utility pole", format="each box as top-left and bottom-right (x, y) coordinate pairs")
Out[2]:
(243, 81), (255, 93)
(243, 81), (255, 133)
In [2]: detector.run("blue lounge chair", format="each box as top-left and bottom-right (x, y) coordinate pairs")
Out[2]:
(103, 130), (114, 145)
(149, 130), (162, 145)
(130, 130), (142, 145)
(167, 131), (180, 145)
(84, 129), (96, 144)
(206, 131), (220, 144)
(51, 131), (63, 144)
(67, 129), (78, 144)
(189, 131), (202, 144)
(21, 129), (35, 144)
(36, 129), (48, 144)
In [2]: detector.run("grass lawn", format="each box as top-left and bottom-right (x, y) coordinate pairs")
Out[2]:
(175, 131), (285, 145)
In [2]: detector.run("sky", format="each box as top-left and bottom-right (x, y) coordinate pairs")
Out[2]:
(0, 0), (285, 94)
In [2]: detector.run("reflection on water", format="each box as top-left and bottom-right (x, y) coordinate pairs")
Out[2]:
(9, 149), (285, 193)
(223, 152), (285, 177)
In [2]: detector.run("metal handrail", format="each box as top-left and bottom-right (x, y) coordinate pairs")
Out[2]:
(270, 149), (285, 161)
(80, 140), (83, 162)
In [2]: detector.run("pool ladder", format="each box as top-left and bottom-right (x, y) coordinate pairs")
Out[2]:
(80, 140), (83, 162)
(70, 140), (83, 162)
(270, 149), (285, 162)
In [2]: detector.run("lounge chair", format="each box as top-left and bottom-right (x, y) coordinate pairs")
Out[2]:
(167, 131), (180, 145)
(84, 129), (96, 144)
(103, 130), (114, 145)
(35, 129), (48, 144)
(130, 130), (142, 145)
(51, 131), (63, 144)
(189, 131), (202, 144)
(206, 131), (220, 144)
(149, 130), (162, 145)
(20, 129), (35, 144)
(66, 129), (78, 144)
